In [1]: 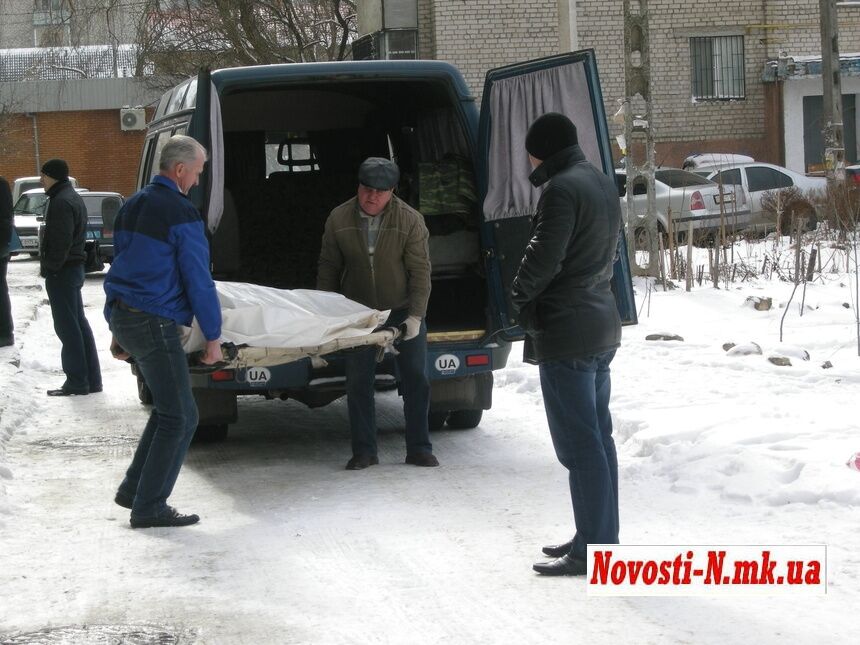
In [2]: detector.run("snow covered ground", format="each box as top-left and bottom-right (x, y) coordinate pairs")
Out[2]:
(0, 239), (858, 644)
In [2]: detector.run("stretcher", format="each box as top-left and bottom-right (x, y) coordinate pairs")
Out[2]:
(184, 281), (401, 372)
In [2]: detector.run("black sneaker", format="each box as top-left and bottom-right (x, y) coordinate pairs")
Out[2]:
(130, 506), (200, 529)
(47, 387), (88, 396)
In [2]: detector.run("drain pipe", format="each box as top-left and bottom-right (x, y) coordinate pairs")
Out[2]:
(27, 112), (40, 173)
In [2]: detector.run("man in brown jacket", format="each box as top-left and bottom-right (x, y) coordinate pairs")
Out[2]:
(317, 157), (438, 470)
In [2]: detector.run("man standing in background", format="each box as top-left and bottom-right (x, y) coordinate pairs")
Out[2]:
(40, 159), (102, 396)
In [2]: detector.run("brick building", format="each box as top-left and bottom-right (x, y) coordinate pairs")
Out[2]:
(359, 0), (860, 172)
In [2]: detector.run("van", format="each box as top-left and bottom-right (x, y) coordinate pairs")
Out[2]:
(133, 51), (637, 440)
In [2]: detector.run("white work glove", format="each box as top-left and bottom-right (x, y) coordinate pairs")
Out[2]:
(403, 315), (422, 341)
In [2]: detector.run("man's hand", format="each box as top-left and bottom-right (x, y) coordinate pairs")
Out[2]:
(403, 315), (422, 341)
(109, 336), (130, 361)
(200, 339), (223, 365)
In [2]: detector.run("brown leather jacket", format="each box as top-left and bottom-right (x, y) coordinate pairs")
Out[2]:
(317, 195), (431, 317)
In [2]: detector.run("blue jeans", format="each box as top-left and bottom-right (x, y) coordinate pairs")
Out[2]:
(344, 308), (432, 457)
(110, 305), (198, 518)
(539, 350), (618, 558)
(44, 263), (101, 392)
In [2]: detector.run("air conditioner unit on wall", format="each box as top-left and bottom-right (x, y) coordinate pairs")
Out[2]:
(120, 108), (146, 131)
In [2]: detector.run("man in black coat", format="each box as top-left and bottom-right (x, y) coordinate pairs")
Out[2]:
(40, 159), (102, 396)
(511, 113), (622, 576)
(0, 177), (14, 346)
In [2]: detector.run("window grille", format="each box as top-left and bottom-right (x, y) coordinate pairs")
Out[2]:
(690, 36), (745, 100)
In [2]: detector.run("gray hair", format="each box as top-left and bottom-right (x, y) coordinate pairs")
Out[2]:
(159, 135), (208, 172)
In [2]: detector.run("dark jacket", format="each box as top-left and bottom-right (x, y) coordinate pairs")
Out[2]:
(103, 175), (221, 341)
(0, 177), (12, 258)
(40, 180), (87, 275)
(510, 144), (622, 364)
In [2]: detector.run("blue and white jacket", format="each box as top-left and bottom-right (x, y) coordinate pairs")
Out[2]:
(104, 175), (221, 341)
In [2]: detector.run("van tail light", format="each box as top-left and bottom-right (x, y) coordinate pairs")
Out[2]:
(690, 191), (706, 211)
(210, 369), (235, 382)
(852, 172), (860, 185)
(466, 354), (490, 367)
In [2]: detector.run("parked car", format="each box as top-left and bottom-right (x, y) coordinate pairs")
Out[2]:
(697, 162), (827, 231)
(682, 153), (754, 172)
(12, 176), (79, 203)
(13, 188), (122, 269)
(616, 167), (749, 247)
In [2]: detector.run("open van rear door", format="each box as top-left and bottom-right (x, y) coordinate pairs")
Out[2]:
(477, 50), (638, 341)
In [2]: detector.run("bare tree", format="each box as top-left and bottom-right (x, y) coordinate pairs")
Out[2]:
(132, 0), (357, 81)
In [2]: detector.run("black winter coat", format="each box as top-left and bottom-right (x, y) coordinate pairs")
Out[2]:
(510, 145), (622, 364)
(0, 178), (12, 258)
(40, 180), (87, 276)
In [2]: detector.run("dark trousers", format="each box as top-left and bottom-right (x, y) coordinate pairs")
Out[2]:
(110, 305), (198, 518)
(539, 350), (619, 559)
(0, 256), (12, 342)
(344, 308), (432, 457)
(44, 263), (101, 392)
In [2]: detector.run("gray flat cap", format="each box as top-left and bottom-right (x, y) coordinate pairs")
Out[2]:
(358, 157), (400, 190)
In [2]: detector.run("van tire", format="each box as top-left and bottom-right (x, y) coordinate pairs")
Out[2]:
(137, 375), (153, 405)
(194, 424), (229, 443)
(428, 411), (449, 431)
(446, 409), (483, 429)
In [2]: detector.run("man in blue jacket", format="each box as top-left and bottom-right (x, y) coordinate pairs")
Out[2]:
(104, 135), (222, 529)
(511, 114), (623, 576)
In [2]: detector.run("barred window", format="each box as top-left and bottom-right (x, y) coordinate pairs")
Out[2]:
(690, 36), (745, 100)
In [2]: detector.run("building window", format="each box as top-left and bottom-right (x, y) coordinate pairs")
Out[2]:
(690, 35), (745, 100)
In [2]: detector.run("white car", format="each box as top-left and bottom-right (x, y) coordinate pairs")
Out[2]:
(11, 175), (79, 203)
(616, 167), (749, 246)
(697, 162), (827, 230)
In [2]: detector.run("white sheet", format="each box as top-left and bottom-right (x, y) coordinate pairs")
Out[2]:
(183, 282), (390, 352)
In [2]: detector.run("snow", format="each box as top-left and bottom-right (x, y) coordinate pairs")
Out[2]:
(1, 238), (859, 643)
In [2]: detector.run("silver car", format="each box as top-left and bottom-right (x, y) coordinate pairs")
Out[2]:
(616, 168), (749, 247)
(698, 162), (827, 231)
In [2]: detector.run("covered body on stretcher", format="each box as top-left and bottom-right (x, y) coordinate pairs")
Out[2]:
(181, 282), (401, 370)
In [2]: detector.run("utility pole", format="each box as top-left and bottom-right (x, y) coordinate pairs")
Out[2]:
(622, 0), (658, 277)
(820, 0), (845, 184)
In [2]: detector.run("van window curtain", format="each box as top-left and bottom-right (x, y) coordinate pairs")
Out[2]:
(483, 62), (602, 221)
(207, 80), (225, 234)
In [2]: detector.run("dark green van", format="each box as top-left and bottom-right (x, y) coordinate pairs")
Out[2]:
(134, 51), (637, 439)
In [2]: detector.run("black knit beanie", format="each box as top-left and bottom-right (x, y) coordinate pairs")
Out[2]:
(525, 113), (578, 161)
(41, 159), (69, 182)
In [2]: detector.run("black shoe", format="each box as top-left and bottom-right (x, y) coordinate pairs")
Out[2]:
(0, 336), (13, 347)
(533, 554), (588, 576)
(542, 538), (574, 558)
(346, 455), (379, 470)
(47, 387), (88, 396)
(114, 492), (133, 509)
(130, 506), (200, 529)
(405, 453), (439, 467)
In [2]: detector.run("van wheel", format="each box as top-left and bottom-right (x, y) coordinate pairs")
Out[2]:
(137, 375), (153, 405)
(428, 411), (448, 431)
(194, 424), (229, 443)
(447, 409), (483, 429)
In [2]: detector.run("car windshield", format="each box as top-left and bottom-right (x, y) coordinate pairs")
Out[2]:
(655, 169), (715, 188)
(13, 193), (48, 216)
